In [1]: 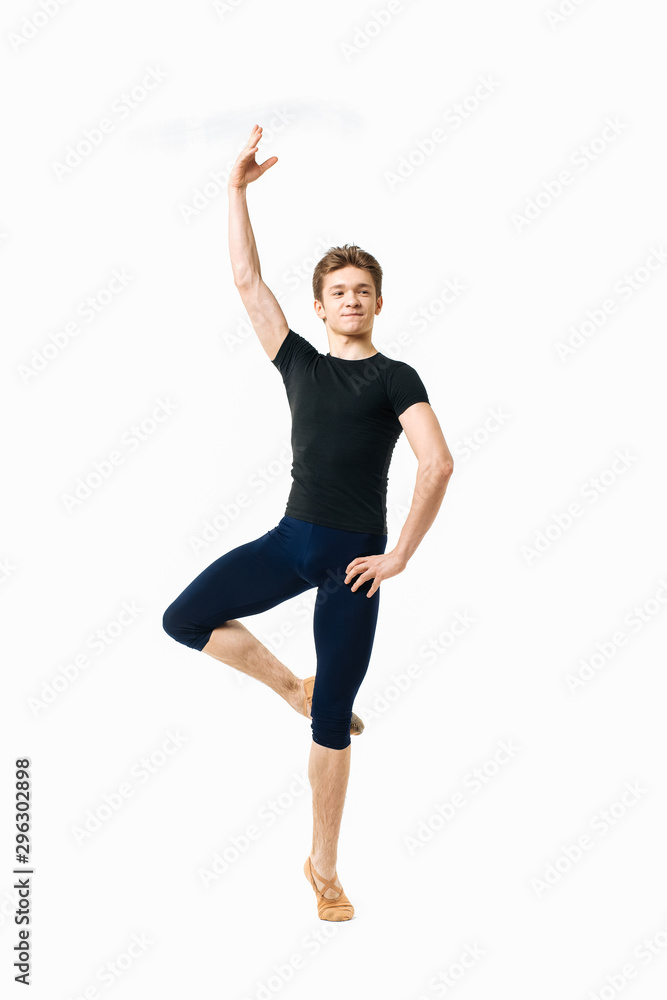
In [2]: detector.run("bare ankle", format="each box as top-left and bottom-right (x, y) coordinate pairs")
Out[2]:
(310, 854), (337, 878)
(288, 675), (305, 712)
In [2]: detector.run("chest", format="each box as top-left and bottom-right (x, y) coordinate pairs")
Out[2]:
(286, 362), (397, 430)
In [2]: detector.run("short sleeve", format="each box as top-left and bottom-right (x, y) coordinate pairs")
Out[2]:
(384, 362), (430, 418)
(271, 329), (319, 380)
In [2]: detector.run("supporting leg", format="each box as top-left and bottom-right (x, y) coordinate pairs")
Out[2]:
(202, 619), (306, 716)
(304, 539), (383, 899)
(307, 740), (351, 898)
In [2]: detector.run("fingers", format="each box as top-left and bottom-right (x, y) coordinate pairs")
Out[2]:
(350, 569), (373, 592)
(346, 558), (371, 584)
(247, 123), (263, 148)
(242, 128), (279, 173)
(344, 554), (387, 596)
(355, 573), (381, 597)
(238, 146), (257, 166)
(345, 561), (366, 583)
(243, 127), (260, 156)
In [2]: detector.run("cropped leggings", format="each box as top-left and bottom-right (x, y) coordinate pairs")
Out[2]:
(162, 515), (388, 750)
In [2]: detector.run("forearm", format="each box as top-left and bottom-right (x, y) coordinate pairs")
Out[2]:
(227, 185), (262, 286)
(393, 463), (453, 565)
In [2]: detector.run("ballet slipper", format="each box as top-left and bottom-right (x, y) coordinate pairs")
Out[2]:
(303, 675), (364, 736)
(304, 855), (354, 921)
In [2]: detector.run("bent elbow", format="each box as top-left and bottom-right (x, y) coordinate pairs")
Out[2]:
(421, 459), (453, 482)
(438, 461), (454, 484)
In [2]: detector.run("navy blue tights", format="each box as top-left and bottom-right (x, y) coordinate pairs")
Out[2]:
(162, 515), (388, 749)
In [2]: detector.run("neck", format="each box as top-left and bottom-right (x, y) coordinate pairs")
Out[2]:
(326, 332), (378, 361)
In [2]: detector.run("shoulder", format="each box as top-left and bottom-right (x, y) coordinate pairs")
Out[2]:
(272, 328), (321, 372)
(377, 353), (427, 386)
(379, 354), (421, 375)
(376, 353), (430, 416)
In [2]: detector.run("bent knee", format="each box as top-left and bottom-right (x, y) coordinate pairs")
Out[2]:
(311, 715), (352, 750)
(162, 601), (211, 651)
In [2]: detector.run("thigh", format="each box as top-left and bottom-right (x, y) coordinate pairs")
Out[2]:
(165, 518), (313, 643)
(309, 527), (387, 718)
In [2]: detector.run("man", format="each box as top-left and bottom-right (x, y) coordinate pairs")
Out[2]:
(163, 124), (454, 921)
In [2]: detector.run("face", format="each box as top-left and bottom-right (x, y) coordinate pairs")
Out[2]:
(314, 266), (382, 331)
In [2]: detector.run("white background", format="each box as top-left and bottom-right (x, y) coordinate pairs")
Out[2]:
(2, 0), (667, 997)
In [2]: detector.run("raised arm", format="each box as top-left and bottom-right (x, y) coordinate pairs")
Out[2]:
(227, 124), (289, 361)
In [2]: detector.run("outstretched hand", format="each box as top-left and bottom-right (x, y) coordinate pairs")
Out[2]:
(345, 550), (406, 599)
(228, 124), (278, 189)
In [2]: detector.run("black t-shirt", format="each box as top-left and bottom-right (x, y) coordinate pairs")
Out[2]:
(271, 328), (430, 534)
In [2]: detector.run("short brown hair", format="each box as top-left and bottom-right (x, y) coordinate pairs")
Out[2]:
(312, 244), (383, 307)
